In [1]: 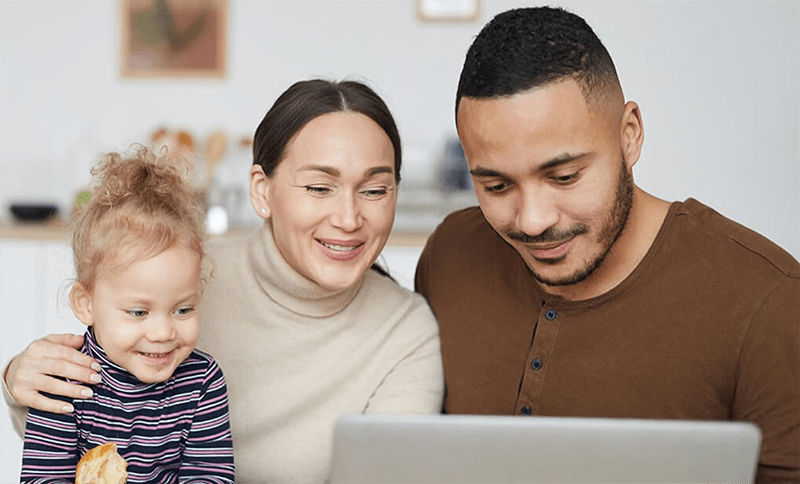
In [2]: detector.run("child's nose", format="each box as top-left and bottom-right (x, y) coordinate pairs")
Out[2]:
(146, 315), (176, 341)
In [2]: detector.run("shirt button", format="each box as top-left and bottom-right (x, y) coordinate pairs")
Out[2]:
(531, 358), (543, 371)
(520, 405), (533, 415)
(545, 309), (558, 321)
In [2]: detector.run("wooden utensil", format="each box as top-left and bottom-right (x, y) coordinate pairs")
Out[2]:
(203, 131), (227, 190)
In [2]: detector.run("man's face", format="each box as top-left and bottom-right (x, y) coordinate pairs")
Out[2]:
(457, 79), (634, 291)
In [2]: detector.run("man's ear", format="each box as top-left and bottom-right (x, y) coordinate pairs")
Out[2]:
(70, 283), (94, 327)
(249, 164), (271, 220)
(620, 101), (644, 171)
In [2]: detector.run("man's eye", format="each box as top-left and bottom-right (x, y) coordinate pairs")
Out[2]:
(483, 182), (509, 193)
(551, 172), (580, 185)
(128, 309), (147, 317)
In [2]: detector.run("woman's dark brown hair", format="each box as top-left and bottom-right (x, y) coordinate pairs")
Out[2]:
(252, 79), (401, 280)
(253, 79), (402, 183)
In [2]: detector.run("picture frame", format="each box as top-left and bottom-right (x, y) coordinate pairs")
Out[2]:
(416, 0), (480, 23)
(120, 0), (227, 78)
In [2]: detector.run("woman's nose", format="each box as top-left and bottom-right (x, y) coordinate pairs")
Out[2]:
(330, 192), (363, 232)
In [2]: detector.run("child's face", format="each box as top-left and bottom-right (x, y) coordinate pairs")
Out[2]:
(80, 245), (201, 383)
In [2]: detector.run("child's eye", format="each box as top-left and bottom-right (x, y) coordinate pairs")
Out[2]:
(174, 307), (195, 317)
(128, 309), (148, 317)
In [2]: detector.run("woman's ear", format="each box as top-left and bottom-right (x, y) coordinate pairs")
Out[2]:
(70, 283), (94, 327)
(620, 101), (644, 171)
(249, 164), (271, 220)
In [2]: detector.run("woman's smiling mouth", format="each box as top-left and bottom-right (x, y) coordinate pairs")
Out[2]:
(317, 238), (366, 261)
(318, 240), (363, 252)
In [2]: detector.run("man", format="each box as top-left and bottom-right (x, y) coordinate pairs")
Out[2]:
(415, 7), (799, 482)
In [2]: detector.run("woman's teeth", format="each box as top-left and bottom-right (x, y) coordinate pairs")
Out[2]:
(320, 241), (359, 252)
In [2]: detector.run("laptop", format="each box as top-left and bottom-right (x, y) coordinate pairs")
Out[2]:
(329, 414), (761, 483)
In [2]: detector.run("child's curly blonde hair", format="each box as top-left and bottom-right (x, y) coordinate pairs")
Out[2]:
(72, 145), (208, 291)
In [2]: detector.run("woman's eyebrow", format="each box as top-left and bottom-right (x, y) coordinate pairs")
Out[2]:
(297, 165), (393, 178)
(298, 164), (340, 176)
(365, 166), (394, 177)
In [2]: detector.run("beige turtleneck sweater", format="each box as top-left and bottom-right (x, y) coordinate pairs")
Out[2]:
(3, 223), (444, 484)
(197, 223), (444, 483)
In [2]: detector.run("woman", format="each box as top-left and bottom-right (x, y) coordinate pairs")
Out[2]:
(3, 79), (445, 483)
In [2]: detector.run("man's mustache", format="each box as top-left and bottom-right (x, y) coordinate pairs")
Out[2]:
(507, 224), (589, 244)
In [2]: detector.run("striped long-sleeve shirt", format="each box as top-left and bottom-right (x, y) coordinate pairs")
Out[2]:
(21, 329), (234, 483)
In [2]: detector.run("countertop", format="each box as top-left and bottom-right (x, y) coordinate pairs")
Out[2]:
(1, 187), (476, 248)
(0, 220), (431, 247)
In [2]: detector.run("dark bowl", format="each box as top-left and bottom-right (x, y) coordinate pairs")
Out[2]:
(10, 203), (59, 222)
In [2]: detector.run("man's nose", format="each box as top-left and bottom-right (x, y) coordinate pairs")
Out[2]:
(515, 188), (559, 238)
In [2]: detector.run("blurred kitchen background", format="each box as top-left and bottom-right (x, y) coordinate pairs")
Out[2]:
(0, 0), (798, 478)
(1, 0), (798, 252)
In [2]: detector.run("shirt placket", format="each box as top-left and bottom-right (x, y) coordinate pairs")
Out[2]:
(516, 303), (563, 415)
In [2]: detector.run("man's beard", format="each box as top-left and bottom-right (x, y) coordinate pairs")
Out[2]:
(509, 158), (634, 287)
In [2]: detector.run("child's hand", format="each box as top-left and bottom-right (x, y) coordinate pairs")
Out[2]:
(5, 333), (101, 413)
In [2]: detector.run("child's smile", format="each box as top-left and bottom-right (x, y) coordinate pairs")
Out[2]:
(73, 245), (201, 384)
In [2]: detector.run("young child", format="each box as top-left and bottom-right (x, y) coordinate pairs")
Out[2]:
(20, 147), (234, 483)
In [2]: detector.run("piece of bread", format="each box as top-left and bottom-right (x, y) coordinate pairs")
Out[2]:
(75, 442), (128, 484)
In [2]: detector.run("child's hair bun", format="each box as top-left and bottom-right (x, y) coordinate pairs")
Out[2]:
(89, 145), (192, 212)
(71, 144), (207, 290)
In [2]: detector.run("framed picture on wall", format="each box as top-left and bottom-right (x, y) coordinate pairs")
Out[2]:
(416, 0), (480, 22)
(120, 0), (227, 78)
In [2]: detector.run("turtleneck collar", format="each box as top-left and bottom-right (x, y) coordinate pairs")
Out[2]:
(248, 221), (364, 318)
(84, 327), (159, 390)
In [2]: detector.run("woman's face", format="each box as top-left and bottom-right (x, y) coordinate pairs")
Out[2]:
(252, 111), (397, 291)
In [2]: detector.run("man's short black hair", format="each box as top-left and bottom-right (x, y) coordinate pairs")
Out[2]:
(456, 7), (620, 119)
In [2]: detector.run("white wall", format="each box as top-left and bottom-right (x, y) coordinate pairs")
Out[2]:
(0, 1), (798, 479)
(1, 0), (798, 259)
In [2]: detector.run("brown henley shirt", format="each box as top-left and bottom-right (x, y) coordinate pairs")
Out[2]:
(416, 198), (799, 482)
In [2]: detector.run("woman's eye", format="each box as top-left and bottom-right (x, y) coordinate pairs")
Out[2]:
(128, 309), (147, 317)
(305, 186), (332, 195)
(361, 187), (388, 199)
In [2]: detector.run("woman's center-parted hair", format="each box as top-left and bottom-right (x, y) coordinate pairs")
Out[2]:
(252, 79), (403, 183)
(71, 146), (208, 292)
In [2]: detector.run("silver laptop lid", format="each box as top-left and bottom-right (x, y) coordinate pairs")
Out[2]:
(329, 414), (761, 483)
